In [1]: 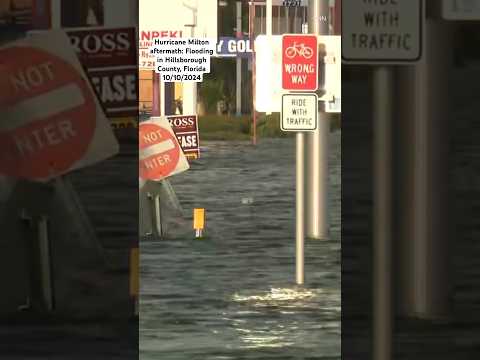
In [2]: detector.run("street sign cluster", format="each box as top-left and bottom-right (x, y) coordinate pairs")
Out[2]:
(280, 34), (319, 132)
(255, 33), (341, 128)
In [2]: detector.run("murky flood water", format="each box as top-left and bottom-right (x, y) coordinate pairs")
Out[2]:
(140, 131), (341, 359)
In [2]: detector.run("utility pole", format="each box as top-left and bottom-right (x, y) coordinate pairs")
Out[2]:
(236, 1), (242, 116)
(306, 0), (329, 240)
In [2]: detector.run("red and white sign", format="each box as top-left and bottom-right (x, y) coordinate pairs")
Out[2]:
(0, 32), (119, 181)
(67, 27), (137, 69)
(282, 34), (318, 91)
(139, 117), (189, 181)
(30, 27), (138, 118)
(167, 115), (200, 160)
(67, 27), (138, 118)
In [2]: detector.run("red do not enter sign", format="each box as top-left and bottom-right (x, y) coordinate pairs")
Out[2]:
(139, 118), (189, 181)
(0, 46), (96, 180)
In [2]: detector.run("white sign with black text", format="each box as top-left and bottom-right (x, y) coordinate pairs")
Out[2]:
(281, 94), (318, 132)
(342, 0), (424, 64)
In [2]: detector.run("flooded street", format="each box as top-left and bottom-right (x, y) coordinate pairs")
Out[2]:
(140, 131), (341, 359)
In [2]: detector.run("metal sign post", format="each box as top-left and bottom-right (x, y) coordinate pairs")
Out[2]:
(306, 0), (329, 240)
(236, 1), (243, 116)
(249, 2), (257, 145)
(296, 132), (305, 285)
(37, 215), (54, 311)
(342, 1), (425, 359)
(372, 66), (394, 360)
(283, 93), (318, 286)
(395, 16), (452, 321)
(281, 93), (319, 285)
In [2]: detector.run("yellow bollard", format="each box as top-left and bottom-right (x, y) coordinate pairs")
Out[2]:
(129, 247), (139, 316)
(193, 208), (205, 238)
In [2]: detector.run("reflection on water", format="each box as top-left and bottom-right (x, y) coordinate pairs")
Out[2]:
(232, 287), (316, 305)
(229, 287), (339, 349)
(140, 134), (341, 360)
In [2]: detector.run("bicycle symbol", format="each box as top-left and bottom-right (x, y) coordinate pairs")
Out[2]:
(285, 42), (314, 59)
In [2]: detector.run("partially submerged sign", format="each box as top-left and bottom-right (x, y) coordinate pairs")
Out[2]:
(281, 94), (318, 132)
(139, 117), (189, 181)
(342, 0), (423, 63)
(167, 115), (200, 160)
(0, 32), (119, 181)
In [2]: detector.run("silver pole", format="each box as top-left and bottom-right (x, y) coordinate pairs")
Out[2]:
(153, 194), (163, 238)
(306, 0), (329, 240)
(373, 66), (394, 360)
(236, 1), (242, 116)
(296, 132), (305, 285)
(38, 216), (54, 311)
(265, 0), (273, 116)
(395, 18), (452, 320)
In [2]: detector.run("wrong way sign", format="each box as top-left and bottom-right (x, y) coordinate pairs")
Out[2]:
(139, 117), (189, 181)
(0, 32), (119, 181)
(282, 34), (318, 91)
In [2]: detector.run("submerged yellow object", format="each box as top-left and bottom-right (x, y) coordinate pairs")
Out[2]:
(193, 208), (206, 238)
(193, 208), (205, 230)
